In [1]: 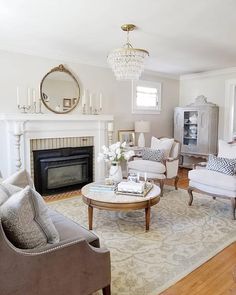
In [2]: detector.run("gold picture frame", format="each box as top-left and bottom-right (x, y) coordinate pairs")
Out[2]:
(118, 130), (135, 146)
(63, 98), (72, 108)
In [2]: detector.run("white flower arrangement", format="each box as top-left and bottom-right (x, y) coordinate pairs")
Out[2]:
(97, 142), (135, 164)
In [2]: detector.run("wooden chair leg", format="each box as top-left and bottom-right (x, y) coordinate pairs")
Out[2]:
(188, 187), (194, 206)
(102, 284), (111, 295)
(174, 175), (179, 190)
(159, 179), (165, 197)
(231, 198), (236, 220)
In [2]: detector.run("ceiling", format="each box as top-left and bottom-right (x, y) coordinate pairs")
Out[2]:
(1, 0), (236, 76)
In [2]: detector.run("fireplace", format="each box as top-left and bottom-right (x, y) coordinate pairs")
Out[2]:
(33, 146), (93, 195)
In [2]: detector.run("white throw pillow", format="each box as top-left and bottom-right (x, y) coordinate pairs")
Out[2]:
(0, 183), (21, 206)
(218, 140), (236, 159)
(151, 137), (174, 158)
(3, 169), (34, 189)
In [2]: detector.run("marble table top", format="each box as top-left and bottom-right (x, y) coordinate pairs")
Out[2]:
(81, 182), (161, 204)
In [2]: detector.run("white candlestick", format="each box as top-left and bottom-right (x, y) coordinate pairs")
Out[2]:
(144, 172), (147, 182)
(32, 89), (36, 103)
(82, 89), (86, 105)
(107, 122), (113, 132)
(14, 122), (21, 135)
(89, 93), (92, 107)
(16, 87), (20, 106)
(99, 93), (102, 109)
(27, 88), (31, 106)
(39, 85), (41, 100)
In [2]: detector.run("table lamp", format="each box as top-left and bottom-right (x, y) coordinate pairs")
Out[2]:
(135, 120), (150, 147)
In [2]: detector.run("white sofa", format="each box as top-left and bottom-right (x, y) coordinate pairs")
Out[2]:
(188, 140), (236, 219)
(128, 137), (181, 196)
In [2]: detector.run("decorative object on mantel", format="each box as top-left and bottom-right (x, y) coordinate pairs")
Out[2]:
(107, 24), (149, 80)
(81, 90), (103, 115)
(97, 142), (134, 183)
(40, 64), (80, 114)
(16, 87), (31, 113)
(135, 120), (150, 147)
(17, 86), (44, 114)
(174, 95), (219, 168)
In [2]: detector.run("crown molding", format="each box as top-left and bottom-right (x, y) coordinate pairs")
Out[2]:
(180, 67), (236, 80)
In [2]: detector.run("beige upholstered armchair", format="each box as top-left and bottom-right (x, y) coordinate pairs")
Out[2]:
(128, 137), (181, 196)
(188, 140), (236, 219)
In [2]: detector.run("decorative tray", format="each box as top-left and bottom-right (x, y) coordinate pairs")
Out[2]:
(115, 183), (153, 197)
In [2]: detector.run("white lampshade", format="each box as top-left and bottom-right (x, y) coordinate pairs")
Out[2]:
(135, 121), (150, 133)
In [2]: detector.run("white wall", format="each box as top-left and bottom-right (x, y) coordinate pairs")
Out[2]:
(179, 70), (236, 139)
(0, 50), (179, 176)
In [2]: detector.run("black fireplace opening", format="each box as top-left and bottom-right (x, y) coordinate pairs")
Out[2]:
(33, 146), (93, 195)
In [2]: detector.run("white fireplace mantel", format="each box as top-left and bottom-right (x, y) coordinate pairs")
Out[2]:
(0, 113), (114, 180)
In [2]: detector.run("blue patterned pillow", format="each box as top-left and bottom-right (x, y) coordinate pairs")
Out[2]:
(142, 148), (165, 162)
(206, 154), (236, 175)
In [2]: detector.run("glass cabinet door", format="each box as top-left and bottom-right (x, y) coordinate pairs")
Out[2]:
(183, 111), (198, 146)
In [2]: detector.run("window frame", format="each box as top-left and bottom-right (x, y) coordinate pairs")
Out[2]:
(132, 80), (162, 114)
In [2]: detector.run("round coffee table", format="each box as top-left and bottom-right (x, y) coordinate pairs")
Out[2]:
(81, 182), (161, 231)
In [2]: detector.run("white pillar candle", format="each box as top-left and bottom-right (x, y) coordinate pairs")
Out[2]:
(89, 93), (92, 107)
(144, 172), (147, 182)
(99, 93), (102, 109)
(82, 89), (86, 105)
(16, 87), (20, 106)
(14, 122), (21, 135)
(32, 89), (36, 103)
(107, 122), (113, 132)
(27, 88), (31, 106)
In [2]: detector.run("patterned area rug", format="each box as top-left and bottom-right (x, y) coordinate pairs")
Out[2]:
(49, 187), (236, 295)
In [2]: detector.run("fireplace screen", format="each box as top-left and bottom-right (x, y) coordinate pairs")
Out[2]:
(33, 146), (93, 195)
(47, 163), (88, 189)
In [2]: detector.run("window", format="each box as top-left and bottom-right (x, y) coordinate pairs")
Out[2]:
(132, 80), (161, 114)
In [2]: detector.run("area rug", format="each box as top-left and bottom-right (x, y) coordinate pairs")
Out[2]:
(49, 187), (236, 295)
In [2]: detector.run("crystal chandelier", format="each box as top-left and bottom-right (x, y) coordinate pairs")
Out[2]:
(107, 24), (149, 80)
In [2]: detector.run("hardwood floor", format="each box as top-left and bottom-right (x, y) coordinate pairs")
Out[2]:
(44, 168), (236, 294)
(161, 242), (236, 295)
(165, 167), (189, 189)
(162, 168), (236, 295)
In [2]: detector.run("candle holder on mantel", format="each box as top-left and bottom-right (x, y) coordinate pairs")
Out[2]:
(82, 104), (102, 115)
(18, 104), (31, 113)
(37, 99), (43, 114)
(30, 99), (44, 114)
(82, 103), (87, 115)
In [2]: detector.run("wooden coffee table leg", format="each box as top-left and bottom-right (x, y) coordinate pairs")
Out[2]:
(88, 205), (93, 230)
(145, 206), (151, 231)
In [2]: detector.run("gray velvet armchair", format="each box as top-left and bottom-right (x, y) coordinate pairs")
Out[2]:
(0, 216), (111, 295)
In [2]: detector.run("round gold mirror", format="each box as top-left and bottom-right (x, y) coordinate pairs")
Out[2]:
(40, 64), (80, 114)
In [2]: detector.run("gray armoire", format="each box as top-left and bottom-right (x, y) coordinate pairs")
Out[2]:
(174, 95), (219, 167)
